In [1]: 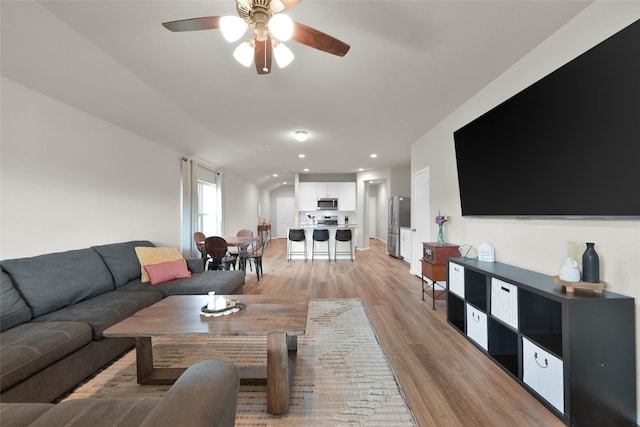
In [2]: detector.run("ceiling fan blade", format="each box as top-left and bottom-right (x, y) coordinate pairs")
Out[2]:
(255, 36), (273, 74)
(162, 16), (222, 32)
(281, 0), (303, 10)
(291, 22), (350, 57)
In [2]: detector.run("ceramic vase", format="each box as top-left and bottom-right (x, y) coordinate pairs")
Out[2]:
(582, 242), (600, 283)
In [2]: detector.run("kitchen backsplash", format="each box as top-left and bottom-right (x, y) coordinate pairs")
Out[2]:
(300, 211), (356, 225)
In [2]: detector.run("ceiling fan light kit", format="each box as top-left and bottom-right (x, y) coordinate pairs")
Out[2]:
(162, 0), (350, 75)
(233, 41), (255, 67)
(273, 43), (295, 68)
(268, 13), (294, 41)
(219, 16), (247, 42)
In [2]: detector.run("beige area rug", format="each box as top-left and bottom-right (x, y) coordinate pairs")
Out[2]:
(65, 299), (418, 426)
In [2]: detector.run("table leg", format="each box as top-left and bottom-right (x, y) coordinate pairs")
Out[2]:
(134, 337), (185, 384)
(267, 332), (296, 415)
(136, 337), (154, 383)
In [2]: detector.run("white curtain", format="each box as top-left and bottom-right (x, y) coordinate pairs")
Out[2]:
(181, 158), (224, 258)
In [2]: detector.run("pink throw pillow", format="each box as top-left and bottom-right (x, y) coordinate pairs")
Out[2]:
(144, 259), (191, 285)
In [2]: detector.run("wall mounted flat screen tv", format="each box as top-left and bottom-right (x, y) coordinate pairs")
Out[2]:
(454, 19), (640, 218)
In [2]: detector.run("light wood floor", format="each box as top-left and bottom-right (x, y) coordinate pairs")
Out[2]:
(242, 237), (564, 427)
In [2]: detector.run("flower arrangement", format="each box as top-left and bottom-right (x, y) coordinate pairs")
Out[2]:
(435, 211), (451, 245)
(435, 212), (450, 226)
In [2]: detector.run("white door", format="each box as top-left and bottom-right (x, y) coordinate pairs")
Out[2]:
(276, 197), (295, 239)
(411, 168), (430, 276)
(369, 196), (376, 238)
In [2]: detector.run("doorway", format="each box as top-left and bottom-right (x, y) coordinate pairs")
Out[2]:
(411, 168), (430, 276)
(369, 196), (376, 238)
(276, 197), (295, 238)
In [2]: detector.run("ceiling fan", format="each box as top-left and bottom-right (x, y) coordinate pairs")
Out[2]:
(162, 0), (350, 75)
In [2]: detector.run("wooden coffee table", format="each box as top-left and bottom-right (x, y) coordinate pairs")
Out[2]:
(103, 294), (309, 415)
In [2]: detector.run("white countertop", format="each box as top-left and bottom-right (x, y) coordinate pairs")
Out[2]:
(295, 224), (358, 229)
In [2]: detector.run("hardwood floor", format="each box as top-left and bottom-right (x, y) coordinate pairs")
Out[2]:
(242, 237), (564, 427)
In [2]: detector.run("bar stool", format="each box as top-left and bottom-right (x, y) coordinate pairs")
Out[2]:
(288, 228), (307, 262)
(334, 228), (353, 262)
(312, 229), (331, 262)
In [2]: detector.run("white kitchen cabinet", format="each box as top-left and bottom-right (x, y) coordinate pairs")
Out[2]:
(338, 182), (356, 211)
(298, 182), (317, 211)
(316, 182), (338, 198)
(400, 228), (412, 262)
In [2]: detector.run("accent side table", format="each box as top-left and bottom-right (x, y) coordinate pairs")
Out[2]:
(421, 242), (460, 310)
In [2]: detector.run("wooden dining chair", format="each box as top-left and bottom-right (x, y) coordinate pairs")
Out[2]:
(204, 236), (237, 271)
(193, 232), (207, 260)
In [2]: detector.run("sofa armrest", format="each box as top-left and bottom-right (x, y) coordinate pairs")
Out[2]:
(186, 258), (205, 274)
(140, 360), (239, 427)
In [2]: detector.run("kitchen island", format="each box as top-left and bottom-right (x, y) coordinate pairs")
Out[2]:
(287, 226), (357, 261)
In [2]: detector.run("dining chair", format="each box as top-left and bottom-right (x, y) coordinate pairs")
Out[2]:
(231, 229), (254, 270)
(193, 232), (207, 260)
(246, 232), (270, 282)
(204, 236), (237, 271)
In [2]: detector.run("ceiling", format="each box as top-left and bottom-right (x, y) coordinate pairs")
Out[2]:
(1, 1), (590, 191)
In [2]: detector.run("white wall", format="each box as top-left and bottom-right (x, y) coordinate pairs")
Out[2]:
(411, 2), (640, 415)
(1, 78), (269, 259)
(223, 175), (271, 237)
(389, 165), (411, 197)
(1, 79), (182, 258)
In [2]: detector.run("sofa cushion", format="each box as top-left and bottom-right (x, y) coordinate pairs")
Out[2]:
(1, 249), (115, 318)
(91, 241), (154, 288)
(1, 271), (32, 332)
(134, 247), (184, 283)
(0, 322), (92, 391)
(144, 259), (191, 285)
(33, 290), (163, 340)
(27, 399), (157, 427)
(117, 270), (244, 296)
(0, 403), (54, 427)
(186, 258), (205, 273)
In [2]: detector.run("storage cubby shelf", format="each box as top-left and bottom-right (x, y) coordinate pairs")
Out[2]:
(446, 257), (636, 426)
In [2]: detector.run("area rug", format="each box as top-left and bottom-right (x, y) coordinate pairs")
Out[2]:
(64, 299), (418, 426)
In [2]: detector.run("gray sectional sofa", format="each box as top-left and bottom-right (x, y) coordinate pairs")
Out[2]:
(0, 359), (240, 427)
(0, 240), (245, 403)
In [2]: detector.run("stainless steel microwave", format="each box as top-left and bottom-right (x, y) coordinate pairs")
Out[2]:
(317, 198), (338, 210)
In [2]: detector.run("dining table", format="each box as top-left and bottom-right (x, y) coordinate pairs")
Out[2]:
(225, 235), (258, 247)
(225, 235), (259, 271)
(196, 235), (258, 264)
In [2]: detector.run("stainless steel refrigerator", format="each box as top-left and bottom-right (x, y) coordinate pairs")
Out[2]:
(387, 196), (411, 258)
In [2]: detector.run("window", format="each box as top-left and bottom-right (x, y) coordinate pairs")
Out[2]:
(181, 159), (224, 257)
(198, 179), (221, 236)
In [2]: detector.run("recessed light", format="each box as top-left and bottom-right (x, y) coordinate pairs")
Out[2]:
(283, 181), (287, 185)
(358, 168), (364, 172)
(294, 130), (309, 142)
(298, 154), (306, 158)
(273, 174), (278, 177)
(370, 153), (377, 158)
(303, 168), (309, 172)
